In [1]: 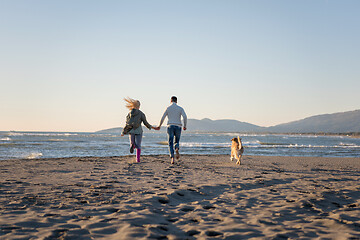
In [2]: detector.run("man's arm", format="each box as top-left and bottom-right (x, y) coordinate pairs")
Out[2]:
(182, 108), (187, 130)
(158, 109), (168, 127)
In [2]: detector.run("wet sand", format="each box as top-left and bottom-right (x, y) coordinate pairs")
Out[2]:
(0, 155), (359, 239)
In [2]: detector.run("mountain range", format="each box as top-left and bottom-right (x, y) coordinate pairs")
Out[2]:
(97, 109), (360, 134)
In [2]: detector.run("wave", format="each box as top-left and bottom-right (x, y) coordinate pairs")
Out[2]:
(158, 140), (359, 149)
(180, 142), (230, 148)
(259, 142), (291, 146)
(156, 141), (231, 148)
(182, 141), (359, 149)
(48, 139), (67, 142)
(338, 142), (359, 147)
(6, 132), (121, 139)
(0, 137), (11, 141)
(7, 132), (79, 137)
(245, 140), (261, 145)
(251, 144), (360, 149)
(210, 133), (269, 137)
(46, 139), (87, 142)
(26, 152), (43, 159)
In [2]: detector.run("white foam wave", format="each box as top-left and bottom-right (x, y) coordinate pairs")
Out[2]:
(48, 139), (66, 142)
(213, 133), (269, 137)
(7, 132), (23, 136)
(339, 142), (359, 147)
(8, 132), (78, 137)
(250, 144), (360, 149)
(180, 142), (230, 148)
(26, 152), (43, 159)
(175, 141), (356, 150)
(244, 140), (261, 145)
(180, 140), (261, 148)
(0, 137), (11, 141)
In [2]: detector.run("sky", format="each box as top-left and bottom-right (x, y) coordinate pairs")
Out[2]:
(1, 0), (359, 132)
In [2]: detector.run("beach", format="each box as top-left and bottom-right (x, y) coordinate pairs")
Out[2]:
(0, 155), (359, 239)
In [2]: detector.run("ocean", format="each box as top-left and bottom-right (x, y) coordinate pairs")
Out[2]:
(0, 131), (359, 160)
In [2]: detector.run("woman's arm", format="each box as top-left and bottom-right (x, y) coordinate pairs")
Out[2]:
(141, 112), (153, 130)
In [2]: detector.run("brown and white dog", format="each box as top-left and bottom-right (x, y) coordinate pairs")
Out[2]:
(230, 136), (244, 165)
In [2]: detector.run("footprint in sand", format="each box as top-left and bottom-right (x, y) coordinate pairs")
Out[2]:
(187, 229), (200, 236)
(202, 205), (216, 210)
(44, 228), (69, 239)
(158, 198), (170, 204)
(0, 225), (22, 235)
(205, 230), (223, 237)
(180, 206), (194, 212)
(166, 217), (178, 223)
(176, 192), (184, 196)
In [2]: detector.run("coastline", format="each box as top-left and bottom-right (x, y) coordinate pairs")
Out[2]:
(2, 131), (360, 160)
(1, 155), (359, 239)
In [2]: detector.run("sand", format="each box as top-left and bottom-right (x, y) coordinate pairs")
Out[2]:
(0, 154), (359, 239)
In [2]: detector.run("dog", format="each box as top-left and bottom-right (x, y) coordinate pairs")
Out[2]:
(230, 136), (244, 165)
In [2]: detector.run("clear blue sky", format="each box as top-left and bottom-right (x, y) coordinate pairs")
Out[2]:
(1, 0), (359, 132)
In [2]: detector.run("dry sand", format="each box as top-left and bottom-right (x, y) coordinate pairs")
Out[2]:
(0, 154), (359, 239)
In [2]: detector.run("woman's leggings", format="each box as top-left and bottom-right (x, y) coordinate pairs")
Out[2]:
(129, 133), (142, 149)
(129, 133), (142, 162)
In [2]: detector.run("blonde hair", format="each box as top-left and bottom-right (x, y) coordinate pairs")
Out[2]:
(124, 97), (140, 110)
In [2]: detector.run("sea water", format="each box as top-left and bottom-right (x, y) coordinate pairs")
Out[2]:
(0, 131), (359, 160)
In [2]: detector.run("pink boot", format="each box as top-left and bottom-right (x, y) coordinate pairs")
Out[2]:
(136, 149), (141, 163)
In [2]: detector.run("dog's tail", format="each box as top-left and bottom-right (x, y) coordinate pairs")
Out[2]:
(237, 136), (242, 149)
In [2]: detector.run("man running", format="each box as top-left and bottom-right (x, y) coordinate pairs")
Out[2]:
(156, 96), (187, 164)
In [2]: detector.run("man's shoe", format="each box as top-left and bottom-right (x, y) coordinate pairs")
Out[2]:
(175, 149), (180, 160)
(130, 144), (134, 154)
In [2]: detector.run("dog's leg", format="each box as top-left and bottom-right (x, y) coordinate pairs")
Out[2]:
(236, 155), (242, 165)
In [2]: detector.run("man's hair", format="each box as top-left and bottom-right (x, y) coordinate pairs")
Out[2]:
(171, 96), (177, 103)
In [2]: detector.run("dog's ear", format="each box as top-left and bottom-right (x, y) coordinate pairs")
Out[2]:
(231, 138), (236, 141)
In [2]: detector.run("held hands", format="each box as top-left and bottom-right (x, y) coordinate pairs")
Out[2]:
(152, 126), (185, 130)
(151, 126), (185, 131)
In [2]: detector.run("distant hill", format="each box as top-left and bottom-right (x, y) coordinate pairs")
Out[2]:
(96, 109), (360, 134)
(187, 118), (264, 132)
(268, 109), (360, 133)
(96, 127), (123, 134)
(96, 118), (263, 134)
